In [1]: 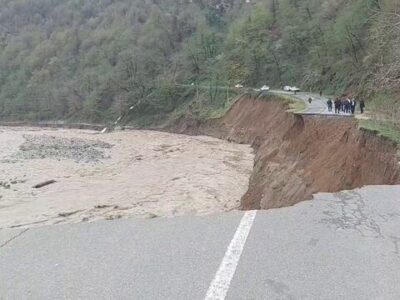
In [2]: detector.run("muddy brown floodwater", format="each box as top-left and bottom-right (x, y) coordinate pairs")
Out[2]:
(0, 127), (254, 229)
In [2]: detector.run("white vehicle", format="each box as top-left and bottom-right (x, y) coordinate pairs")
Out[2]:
(291, 86), (301, 92)
(235, 84), (244, 88)
(283, 85), (292, 91)
(283, 85), (301, 92)
(260, 85), (270, 91)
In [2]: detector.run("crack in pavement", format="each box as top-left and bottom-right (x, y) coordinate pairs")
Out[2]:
(321, 190), (383, 238)
(0, 228), (29, 249)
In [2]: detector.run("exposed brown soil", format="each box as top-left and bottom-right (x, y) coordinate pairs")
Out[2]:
(168, 95), (400, 210)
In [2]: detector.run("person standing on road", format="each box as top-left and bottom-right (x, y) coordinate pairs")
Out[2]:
(334, 98), (341, 114)
(351, 98), (357, 114)
(343, 97), (347, 113)
(360, 99), (365, 114)
(308, 97), (312, 104)
(345, 97), (351, 113)
(327, 98), (333, 112)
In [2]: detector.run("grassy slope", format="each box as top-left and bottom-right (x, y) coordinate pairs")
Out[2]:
(359, 119), (400, 146)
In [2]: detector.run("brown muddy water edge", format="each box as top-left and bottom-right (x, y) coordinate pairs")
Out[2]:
(0, 128), (254, 228)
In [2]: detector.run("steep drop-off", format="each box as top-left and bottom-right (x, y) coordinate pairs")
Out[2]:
(170, 96), (400, 209)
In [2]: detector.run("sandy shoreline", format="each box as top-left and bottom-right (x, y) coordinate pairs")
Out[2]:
(0, 127), (253, 229)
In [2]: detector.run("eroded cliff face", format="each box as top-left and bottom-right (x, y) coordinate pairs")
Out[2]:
(169, 96), (400, 209)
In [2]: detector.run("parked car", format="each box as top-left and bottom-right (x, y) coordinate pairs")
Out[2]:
(283, 85), (292, 91)
(283, 85), (301, 92)
(235, 84), (244, 88)
(260, 85), (270, 91)
(291, 86), (301, 92)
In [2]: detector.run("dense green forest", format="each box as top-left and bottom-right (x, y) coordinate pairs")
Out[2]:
(0, 0), (399, 124)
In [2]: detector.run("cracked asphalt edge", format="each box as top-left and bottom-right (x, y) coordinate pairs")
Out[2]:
(0, 228), (29, 249)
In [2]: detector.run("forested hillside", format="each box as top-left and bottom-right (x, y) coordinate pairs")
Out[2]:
(0, 0), (399, 124)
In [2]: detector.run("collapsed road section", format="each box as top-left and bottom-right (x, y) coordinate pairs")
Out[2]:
(169, 95), (400, 209)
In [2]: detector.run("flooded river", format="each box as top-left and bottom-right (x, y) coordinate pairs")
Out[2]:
(0, 127), (253, 228)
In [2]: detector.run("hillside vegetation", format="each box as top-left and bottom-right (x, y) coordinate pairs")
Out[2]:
(0, 0), (399, 125)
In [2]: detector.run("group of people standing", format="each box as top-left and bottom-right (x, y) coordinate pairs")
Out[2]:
(327, 97), (365, 115)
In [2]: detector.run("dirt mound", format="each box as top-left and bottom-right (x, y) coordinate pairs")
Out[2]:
(168, 95), (400, 209)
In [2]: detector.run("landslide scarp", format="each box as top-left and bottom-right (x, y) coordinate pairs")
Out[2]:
(168, 95), (400, 210)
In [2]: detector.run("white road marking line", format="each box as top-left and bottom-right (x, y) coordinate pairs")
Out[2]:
(205, 211), (257, 300)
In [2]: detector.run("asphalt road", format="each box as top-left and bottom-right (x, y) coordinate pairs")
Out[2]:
(175, 84), (350, 117)
(271, 90), (353, 117)
(289, 92), (330, 114)
(1, 185), (400, 299)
